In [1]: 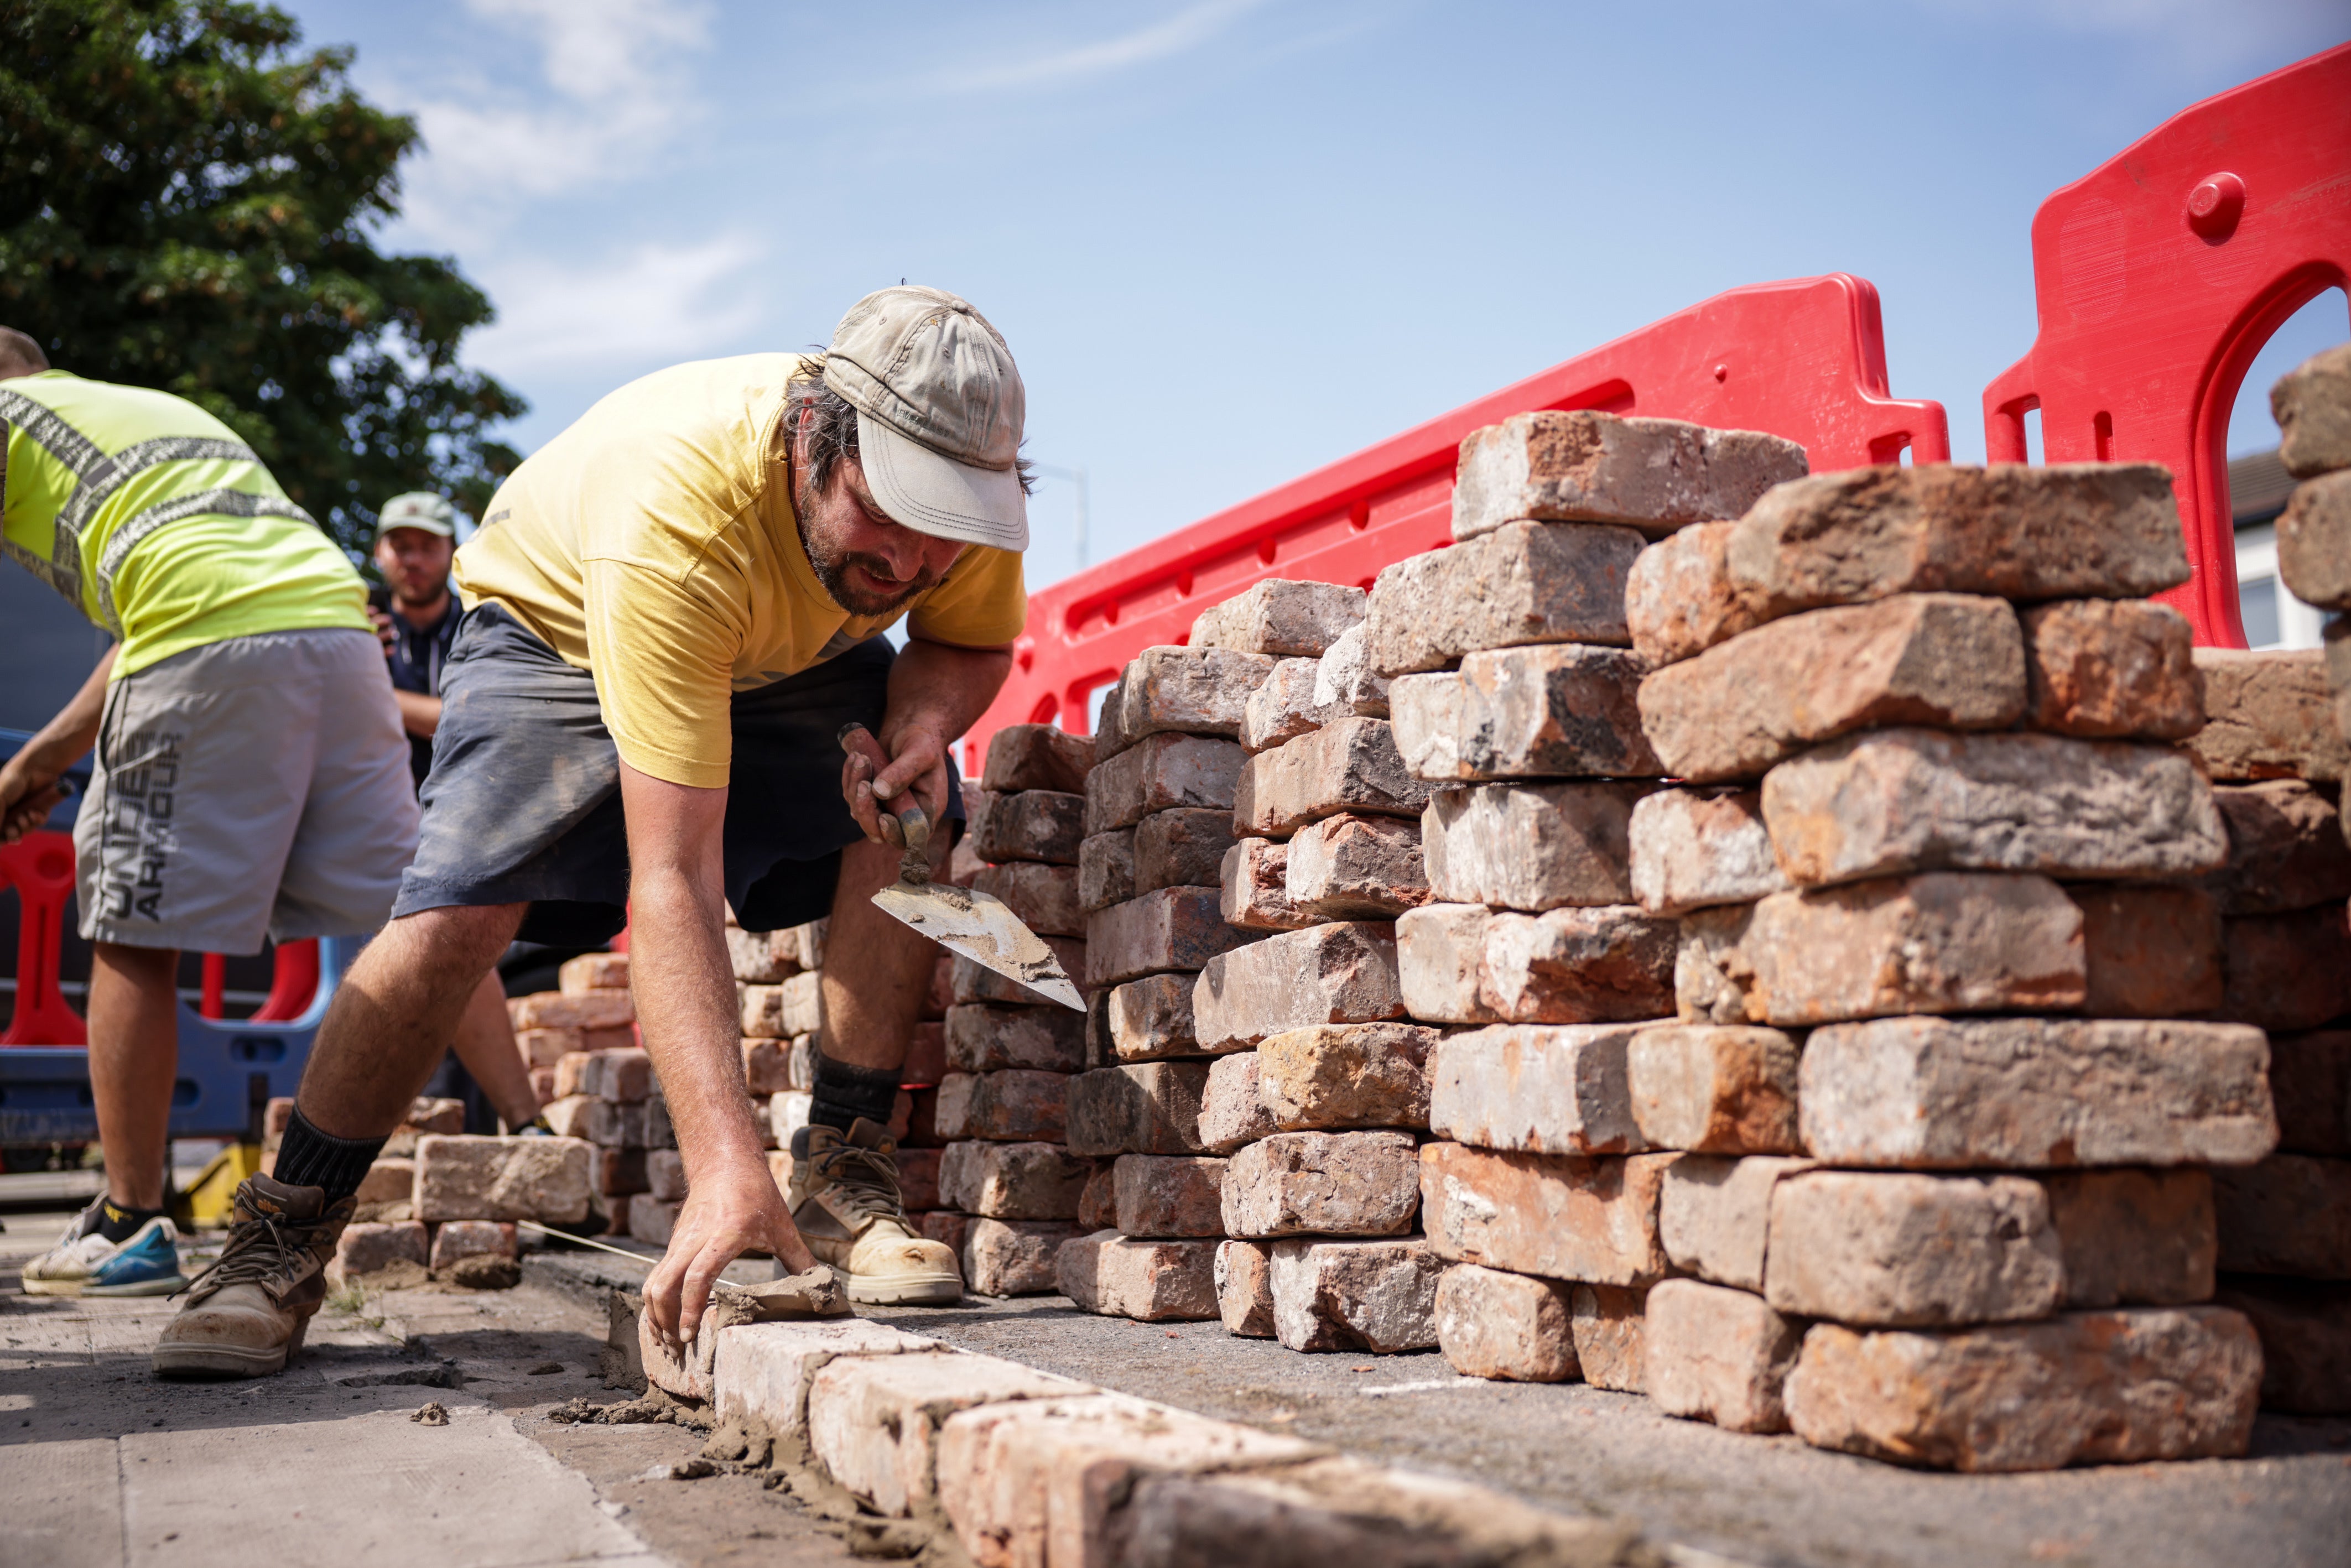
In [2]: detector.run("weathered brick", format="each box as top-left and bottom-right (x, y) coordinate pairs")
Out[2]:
(1641, 595), (2027, 783)
(965, 1218), (1084, 1296)
(1645, 1279), (1802, 1434)
(1428, 1024), (1645, 1154)
(1658, 1154), (1816, 1292)
(1452, 410), (1807, 541)
(725, 925), (801, 984)
(971, 861), (1085, 937)
(543, 1093), (646, 1148)
(414, 1134), (592, 1223)
(2271, 1030), (2351, 1155)
(550, 1051), (595, 1100)
(1086, 732), (1248, 836)
(2044, 1168), (2215, 1307)
(559, 952), (630, 994)
(1798, 1015), (2279, 1168)
(1106, 972), (1200, 1061)
(1426, 782), (1645, 912)
(1192, 921), (1405, 1052)
(1393, 903), (1503, 1025)
(741, 1037), (794, 1095)
(983, 723), (1096, 795)
(1765, 1170), (2065, 1326)
(1761, 723), (2227, 890)
(932, 1070), (1069, 1143)
(2210, 1277), (2351, 1415)
(1313, 623), (1391, 719)
(1480, 905), (1678, 1024)
(1570, 1284), (1649, 1392)
(1391, 644), (1658, 782)
(2206, 779), (2351, 915)
(646, 1148), (688, 1202)
(1236, 718), (1432, 837)
(353, 1157), (415, 1214)
(1190, 578), (1367, 657)
(1785, 1308), (2261, 1471)
(1216, 1238), (1277, 1337)
(1085, 887), (1253, 987)
(1112, 1154), (1228, 1237)
(742, 971), (824, 1038)
(1078, 1163), (1117, 1230)
(1419, 1143), (1677, 1285)
(1064, 1062), (1212, 1157)
(1055, 1231), (1220, 1320)
(1626, 1024), (1801, 1154)
(2273, 340), (2351, 478)
(2213, 1154), (2351, 1278)
(1218, 839), (1311, 931)
(627, 1194), (681, 1246)
(950, 937), (1088, 1009)
(2278, 469), (2351, 611)
(2074, 884), (2224, 1018)
(429, 1219), (517, 1273)
(1257, 1022), (1436, 1132)
(1197, 1053), (1279, 1154)
(938, 1140), (1091, 1220)
(1097, 645), (1280, 757)
(332, 1221), (428, 1284)
(2021, 598), (2203, 738)
(896, 1147), (943, 1212)
(1284, 812), (1428, 920)
(2219, 904), (2351, 1032)
(710, 1317), (942, 1454)
(1241, 657), (1331, 753)
(2187, 648), (2348, 781)
(767, 1091), (810, 1149)
(1135, 807), (1238, 892)
(1676, 873), (2085, 1027)
(944, 1003), (1087, 1075)
(1222, 1131), (1421, 1238)
(1365, 520), (1642, 677)
(1268, 1236), (1443, 1353)
(1078, 829), (1137, 913)
(971, 789), (1088, 864)
(1433, 1263), (1578, 1382)
(514, 1026), (582, 1070)
(808, 1351), (1085, 1516)
(1627, 521), (1757, 669)
(511, 990), (633, 1031)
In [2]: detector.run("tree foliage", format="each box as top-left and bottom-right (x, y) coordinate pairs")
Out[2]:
(0, 0), (524, 554)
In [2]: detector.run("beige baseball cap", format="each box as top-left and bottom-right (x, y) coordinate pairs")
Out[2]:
(821, 285), (1028, 551)
(374, 492), (457, 542)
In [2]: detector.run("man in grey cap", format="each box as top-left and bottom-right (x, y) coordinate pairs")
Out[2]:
(152, 287), (1033, 1377)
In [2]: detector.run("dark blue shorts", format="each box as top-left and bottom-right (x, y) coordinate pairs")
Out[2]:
(389, 605), (962, 945)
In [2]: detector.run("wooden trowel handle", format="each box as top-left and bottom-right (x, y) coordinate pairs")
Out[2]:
(839, 723), (932, 883)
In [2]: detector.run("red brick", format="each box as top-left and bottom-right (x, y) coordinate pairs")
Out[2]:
(1064, 1062), (1213, 1157)
(1391, 644), (1657, 781)
(1134, 808), (1239, 893)
(1426, 782), (1645, 912)
(1056, 1232), (1219, 1320)
(2206, 780), (2351, 915)
(2021, 598), (2203, 739)
(982, 723), (1096, 795)
(2187, 648), (2348, 782)
(2074, 883), (2223, 1018)
(1218, 839), (1312, 931)
(1236, 718), (1432, 837)
(970, 790), (1087, 865)
(510, 990), (633, 1031)
(1267, 1237), (1443, 1353)
(1192, 921), (1405, 1053)
(1105, 973), (1199, 1062)
(1198, 1053), (1279, 1154)
(1112, 1154), (1228, 1237)
(1241, 657), (1332, 753)
(932, 1070), (1069, 1143)
(972, 861), (1085, 937)
(1434, 1264), (1578, 1382)
(1428, 1024), (1645, 1155)
(1189, 578), (1367, 657)
(2273, 340), (2351, 479)
(1645, 1279), (1801, 1433)
(938, 1140), (1091, 1220)
(1626, 521), (1757, 669)
(2211, 1277), (2351, 1415)
(1626, 1024), (1801, 1154)
(1479, 905), (1677, 1024)
(1078, 828), (1137, 914)
(1223, 1131), (1422, 1238)
(1365, 520), (1642, 676)
(2219, 904), (2351, 1032)
(1284, 812), (1429, 920)
(1085, 732), (1247, 835)
(1418, 1142), (1677, 1285)
(2278, 470), (2351, 610)
(1257, 1022), (1436, 1132)
(2213, 1154), (2351, 1278)
(2270, 1030), (2351, 1155)
(1085, 887), (1253, 987)
(965, 1218), (1084, 1296)
(1571, 1284), (1650, 1392)
(429, 1219), (518, 1273)
(1216, 1238), (1277, 1337)
(1452, 410), (1806, 541)
(559, 952), (630, 994)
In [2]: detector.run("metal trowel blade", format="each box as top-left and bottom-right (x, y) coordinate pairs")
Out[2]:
(871, 881), (1085, 1010)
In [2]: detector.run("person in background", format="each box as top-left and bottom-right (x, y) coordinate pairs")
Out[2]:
(367, 493), (545, 1134)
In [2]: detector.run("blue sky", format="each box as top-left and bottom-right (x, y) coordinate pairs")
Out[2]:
(283, 0), (2350, 588)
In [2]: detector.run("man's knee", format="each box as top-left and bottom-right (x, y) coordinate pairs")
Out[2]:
(367, 902), (525, 980)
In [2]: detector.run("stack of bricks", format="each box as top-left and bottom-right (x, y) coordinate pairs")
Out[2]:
(731, 915), (835, 1221)
(927, 730), (1095, 1296)
(2208, 342), (2351, 1416)
(528, 952), (689, 1243)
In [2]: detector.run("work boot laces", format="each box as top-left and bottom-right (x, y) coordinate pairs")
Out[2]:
(178, 1199), (347, 1304)
(810, 1139), (906, 1230)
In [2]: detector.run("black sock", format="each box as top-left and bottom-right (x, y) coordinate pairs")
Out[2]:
(271, 1106), (387, 1202)
(95, 1200), (165, 1245)
(809, 1054), (900, 1133)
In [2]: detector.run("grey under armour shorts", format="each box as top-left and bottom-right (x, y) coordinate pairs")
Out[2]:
(73, 628), (419, 954)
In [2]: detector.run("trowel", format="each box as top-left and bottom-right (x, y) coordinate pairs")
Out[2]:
(839, 725), (1084, 1011)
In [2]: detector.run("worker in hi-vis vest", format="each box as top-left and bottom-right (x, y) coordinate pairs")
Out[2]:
(0, 326), (418, 1299)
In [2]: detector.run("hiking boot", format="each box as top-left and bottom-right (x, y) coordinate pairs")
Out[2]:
(151, 1175), (353, 1380)
(787, 1118), (961, 1305)
(22, 1199), (187, 1298)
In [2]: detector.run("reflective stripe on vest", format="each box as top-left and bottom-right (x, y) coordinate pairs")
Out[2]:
(95, 487), (316, 633)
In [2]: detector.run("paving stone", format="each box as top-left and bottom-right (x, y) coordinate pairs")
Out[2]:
(932, 1070), (1069, 1143)
(1313, 623), (1392, 719)
(1190, 577), (1369, 656)
(1216, 1238), (1278, 1337)
(951, 937), (1089, 1009)
(429, 1218), (517, 1273)
(1645, 1278), (1802, 1433)
(2277, 468), (2351, 610)
(2213, 1154), (2351, 1278)
(1055, 1231), (1220, 1320)
(2273, 340), (2351, 478)
(332, 1221), (427, 1282)
(1113, 1154), (1229, 1237)
(2073, 884), (2225, 1018)
(413, 1134), (592, 1223)
(1085, 886), (1253, 987)
(1658, 1154), (1817, 1293)
(1242, 657), (1333, 753)
(1365, 520), (1642, 676)
(1257, 1022), (1437, 1131)
(1135, 807), (1239, 892)
(2020, 597), (2204, 738)
(971, 861), (1085, 937)
(1393, 903), (1504, 1025)
(1078, 829), (1137, 913)
(966, 1218), (1085, 1296)
(742, 971), (825, 1038)
(1764, 1170), (2066, 1326)
(2206, 779), (2351, 915)
(1064, 1062), (1213, 1157)
(1626, 1023), (1801, 1154)
(2210, 1275), (2351, 1415)
(1425, 782), (1646, 913)
(2042, 1167), (2215, 1307)
(1219, 838), (1313, 931)
(1078, 1162), (1117, 1230)
(983, 723), (1096, 795)
(971, 789), (1088, 864)
(1570, 1284), (1649, 1392)
(1419, 1143), (1678, 1285)
(1107, 972), (1200, 1061)
(2271, 1029), (2351, 1155)
(1086, 732), (1249, 835)
(511, 990), (634, 1030)
(712, 1318), (939, 1440)
(1798, 1015), (2280, 1168)
(2219, 904), (2351, 1032)
(1222, 1130), (1422, 1238)
(1268, 1236), (1444, 1353)
(1236, 718), (1433, 837)
(807, 1348), (1088, 1517)
(944, 1003), (1088, 1075)
(1643, 594), (2028, 783)
(2187, 648), (2349, 781)
(560, 952), (630, 993)
(1479, 906), (1678, 1024)
(1676, 873), (2085, 1027)
(725, 925), (802, 984)
(1391, 644), (1659, 781)
(1428, 1023), (1645, 1154)
(1452, 409), (1807, 541)
(1192, 921), (1406, 1051)
(1198, 1052), (1281, 1154)
(1433, 1263), (1579, 1382)
(1284, 812), (1429, 919)
(1097, 645), (1281, 757)
(938, 1140), (1093, 1220)
(1784, 1307), (2262, 1472)
(645, 1148), (689, 1203)
(1626, 520), (1760, 669)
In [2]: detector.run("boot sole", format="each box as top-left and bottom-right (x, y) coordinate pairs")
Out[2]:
(20, 1277), (86, 1298)
(846, 1272), (964, 1306)
(151, 1315), (308, 1381)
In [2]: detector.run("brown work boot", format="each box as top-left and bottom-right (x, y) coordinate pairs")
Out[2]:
(151, 1175), (353, 1379)
(787, 1119), (962, 1305)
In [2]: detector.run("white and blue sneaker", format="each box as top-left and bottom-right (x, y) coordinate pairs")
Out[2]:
(22, 1201), (188, 1298)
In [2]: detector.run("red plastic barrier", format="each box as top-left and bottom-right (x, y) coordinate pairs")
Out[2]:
(0, 832), (85, 1046)
(202, 942), (321, 1023)
(971, 273), (1947, 762)
(1983, 44), (2351, 648)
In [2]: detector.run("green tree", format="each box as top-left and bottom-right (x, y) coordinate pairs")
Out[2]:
(0, 0), (524, 554)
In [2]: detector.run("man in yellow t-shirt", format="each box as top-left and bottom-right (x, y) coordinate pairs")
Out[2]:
(155, 286), (1034, 1377)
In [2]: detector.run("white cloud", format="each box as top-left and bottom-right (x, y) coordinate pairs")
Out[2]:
(464, 235), (767, 377)
(918, 0), (1273, 95)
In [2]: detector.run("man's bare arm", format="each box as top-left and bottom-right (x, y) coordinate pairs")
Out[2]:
(622, 760), (816, 1343)
(393, 689), (440, 739)
(0, 645), (115, 842)
(843, 636), (1013, 842)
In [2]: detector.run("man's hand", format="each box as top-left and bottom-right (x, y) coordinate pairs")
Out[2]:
(838, 635), (1012, 841)
(2, 644), (114, 843)
(367, 603), (398, 654)
(0, 754), (64, 844)
(642, 1155), (818, 1346)
(840, 721), (950, 843)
